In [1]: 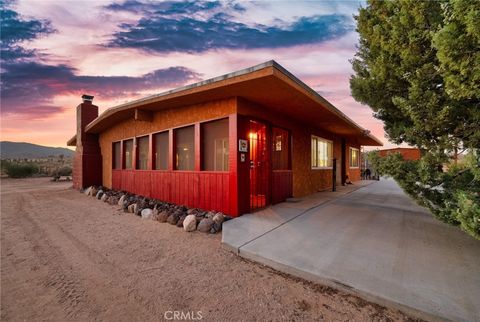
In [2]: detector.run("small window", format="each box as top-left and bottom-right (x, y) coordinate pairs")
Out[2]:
(202, 119), (229, 171)
(123, 139), (133, 169)
(175, 125), (195, 170)
(311, 136), (333, 168)
(136, 136), (149, 170)
(272, 127), (290, 170)
(113, 141), (121, 169)
(153, 131), (169, 170)
(350, 147), (359, 168)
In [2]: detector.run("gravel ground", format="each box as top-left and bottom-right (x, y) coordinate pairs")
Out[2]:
(1, 178), (418, 321)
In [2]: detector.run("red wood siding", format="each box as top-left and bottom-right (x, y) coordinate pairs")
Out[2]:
(271, 170), (293, 204)
(111, 169), (232, 214)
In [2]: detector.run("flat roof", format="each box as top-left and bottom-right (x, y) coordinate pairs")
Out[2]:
(68, 60), (382, 146)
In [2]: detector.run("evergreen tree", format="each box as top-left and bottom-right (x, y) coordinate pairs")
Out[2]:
(351, 0), (479, 239)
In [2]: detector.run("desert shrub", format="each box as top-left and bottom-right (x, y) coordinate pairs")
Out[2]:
(55, 166), (72, 177)
(5, 163), (39, 178)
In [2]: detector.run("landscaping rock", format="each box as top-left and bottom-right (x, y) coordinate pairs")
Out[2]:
(84, 186), (92, 196)
(90, 187), (98, 197)
(118, 195), (126, 206)
(167, 213), (180, 225)
(176, 215), (186, 227)
(101, 194), (108, 202)
(205, 211), (215, 218)
(141, 208), (153, 220)
(197, 218), (214, 233)
(109, 197), (119, 206)
(158, 211), (169, 223)
(213, 212), (224, 224)
(210, 221), (222, 234)
(183, 215), (197, 232)
(96, 190), (104, 199)
(128, 204), (135, 213)
(151, 207), (159, 220)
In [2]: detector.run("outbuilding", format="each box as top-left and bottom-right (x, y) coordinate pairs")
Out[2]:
(67, 61), (382, 216)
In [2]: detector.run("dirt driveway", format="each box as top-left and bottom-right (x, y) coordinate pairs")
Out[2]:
(1, 178), (415, 321)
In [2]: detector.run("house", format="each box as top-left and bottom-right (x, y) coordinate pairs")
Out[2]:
(377, 148), (421, 161)
(67, 61), (382, 217)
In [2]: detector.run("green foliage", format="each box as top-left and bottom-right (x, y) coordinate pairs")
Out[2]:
(4, 162), (39, 178)
(353, 0), (480, 239)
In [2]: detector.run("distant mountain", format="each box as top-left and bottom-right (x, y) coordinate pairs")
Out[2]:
(0, 141), (75, 159)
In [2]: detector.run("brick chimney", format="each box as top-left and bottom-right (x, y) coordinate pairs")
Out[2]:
(72, 95), (102, 189)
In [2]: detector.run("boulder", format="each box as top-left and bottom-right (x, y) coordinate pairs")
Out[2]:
(84, 186), (92, 196)
(205, 211), (215, 218)
(151, 207), (159, 220)
(118, 195), (126, 206)
(197, 218), (214, 233)
(141, 208), (153, 220)
(167, 213), (180, 225)
(96, 190), (104, 199)
(212, 212), (224, 224)
(109, 197), (119, 205)
(127, 204), (135, 213)
(183, 215), (197, 232)
(210, 222), (222, 234)
(90, 187), (98, 197)
(176, 215), (187, 227)
(101, 194), (108, 202)
(157, 211), (169, 223)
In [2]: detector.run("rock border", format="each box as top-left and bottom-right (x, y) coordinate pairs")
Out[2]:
(81, 186), (231, 234)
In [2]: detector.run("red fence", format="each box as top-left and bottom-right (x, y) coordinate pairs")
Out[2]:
(112, 170), (231, 214)
(271, 170), (293, 204)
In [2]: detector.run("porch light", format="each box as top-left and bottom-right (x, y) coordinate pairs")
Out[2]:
(249, 132), (258, 140)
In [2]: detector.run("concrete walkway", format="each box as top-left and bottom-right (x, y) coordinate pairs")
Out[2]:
(222, 179), (480, 322)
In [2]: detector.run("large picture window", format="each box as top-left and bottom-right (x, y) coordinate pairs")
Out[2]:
(350, 147), (359, 168)
(202, 118), (229, 171)
(311, 136), (333, 168)
(175, 126), (195, 170)
(123, 139), (133, 169)
(113, 141), (121, 169)
(153, 131), (169, 170)
(136, 136), (149, 170)
(272, 127), (290, 170)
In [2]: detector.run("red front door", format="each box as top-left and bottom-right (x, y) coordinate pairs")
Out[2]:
(249, 120), (269, 211)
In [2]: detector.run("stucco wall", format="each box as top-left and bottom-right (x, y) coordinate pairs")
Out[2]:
(99, 98), (236, 188)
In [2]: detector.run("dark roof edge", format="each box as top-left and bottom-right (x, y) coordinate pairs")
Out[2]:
(83, 60), (382, 146)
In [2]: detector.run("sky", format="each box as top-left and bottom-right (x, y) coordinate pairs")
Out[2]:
(1, 0), (401, 150)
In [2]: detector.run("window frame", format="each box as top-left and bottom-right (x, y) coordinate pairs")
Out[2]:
(311, 135), (333, 169)
(201, 118), (229, 172)
(135, 135), (149, 170)
(349, 147), (360, 168)
(152, 130), (169, 171)
(122, 138), (134, 170)
(112, 141), (122, 170)
(174, 125), (195, 171)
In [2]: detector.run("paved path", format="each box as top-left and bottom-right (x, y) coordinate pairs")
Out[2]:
(223, 179), (480, 322)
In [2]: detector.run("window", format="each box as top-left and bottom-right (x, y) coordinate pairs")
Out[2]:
(202, 119), (229, 171)
(311, 136), (333, 168)
(153, 131), (169, 170)
(113, 141), (121, 169)
(123, 139), (133, 169)
(136, 136), (149, 170)
(350, 147), (359, 168)
(175, 125), (195, 170)
(272, 127), (290, 170)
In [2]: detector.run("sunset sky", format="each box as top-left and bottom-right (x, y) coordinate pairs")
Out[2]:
(1, 0), (402, 149)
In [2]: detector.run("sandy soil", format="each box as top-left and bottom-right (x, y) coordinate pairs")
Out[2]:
(1, 178), (417, 321)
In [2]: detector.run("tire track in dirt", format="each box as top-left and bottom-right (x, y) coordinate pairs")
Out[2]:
(8, 189), (154, 321)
